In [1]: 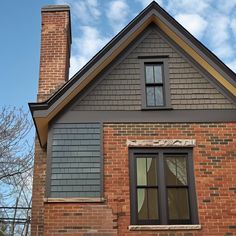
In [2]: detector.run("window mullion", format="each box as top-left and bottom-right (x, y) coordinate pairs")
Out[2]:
(158, 151), (168, 224)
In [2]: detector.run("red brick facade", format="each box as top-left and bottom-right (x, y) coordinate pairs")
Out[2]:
(39, 123), (236, 236)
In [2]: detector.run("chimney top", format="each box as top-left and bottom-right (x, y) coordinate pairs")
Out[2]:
(41, 5), (70, 12)
(41, 5), (72, 45)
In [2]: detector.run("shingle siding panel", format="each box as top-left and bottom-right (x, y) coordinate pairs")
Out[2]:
(49, 123), (101, 197)
(73, 28), (235, 110)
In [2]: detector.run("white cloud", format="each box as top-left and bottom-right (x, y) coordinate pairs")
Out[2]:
(230, 18), (236, 38)
(208, 15), (230, 46)
(175, 14), (208, 39)
(106, 0), (130, 33)
(69, 26), (110, 77)
(213, 44), (234, 59)
(166, 0), (211, 15)
(55, 0), (101, 23)
(205, 14), (234, 60)
(216, 0), (236, 13)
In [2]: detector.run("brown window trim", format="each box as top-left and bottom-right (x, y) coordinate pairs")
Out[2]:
(140, 57), (171, 110)
(129, 148), (198, 225)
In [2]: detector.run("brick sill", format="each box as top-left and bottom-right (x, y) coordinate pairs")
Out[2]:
(129, 225), (202, 231)
(44, 197), (105, 203)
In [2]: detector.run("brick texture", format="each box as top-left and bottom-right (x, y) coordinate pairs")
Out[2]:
(35, 122), (236, 236)
(37, 7), (71, 102)
(31, 6), (71, 235)
(44, 203), (117, 236)
(102, 123), (236, 236)
(74, 27), (235, 111)
(31, 140), (47, 236)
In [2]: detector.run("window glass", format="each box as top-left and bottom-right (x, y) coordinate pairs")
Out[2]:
(146, 87), (155, 107)
(137, 188), (148, 219)
(167, 188), (190, 220)
(147, 158), (157, 186)
(148, 188), (159, 219)
(145, 65), (154, 83)
(154, 65), (162, 83)
(155, 87), (164, 106)
(137, 158), (147, 185)
(165, 156), (187, 186)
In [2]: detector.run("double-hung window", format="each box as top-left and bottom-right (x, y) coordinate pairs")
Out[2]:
(140, 58), (171, 109)
(145, 63), (164, 107)
(129, 148), (198, 225)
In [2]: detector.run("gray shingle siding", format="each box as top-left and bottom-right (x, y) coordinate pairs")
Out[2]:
(73, 27), (235, 111)
(49, 123), (101, 198)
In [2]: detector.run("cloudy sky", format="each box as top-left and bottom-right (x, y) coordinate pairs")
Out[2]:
(0, 0), (235, 108)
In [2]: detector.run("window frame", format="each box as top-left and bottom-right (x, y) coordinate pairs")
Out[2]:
(129, 148), (198, 225)
(140, 58), (171, 110)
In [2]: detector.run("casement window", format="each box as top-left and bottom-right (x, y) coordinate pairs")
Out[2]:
(140, 58), (171, 109)
(129, 148), (198, 225)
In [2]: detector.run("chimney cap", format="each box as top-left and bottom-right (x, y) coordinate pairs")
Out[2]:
(42, 5), (70, 12)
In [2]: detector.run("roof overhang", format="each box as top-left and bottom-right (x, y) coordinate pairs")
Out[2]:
(29, 2), (236, 148)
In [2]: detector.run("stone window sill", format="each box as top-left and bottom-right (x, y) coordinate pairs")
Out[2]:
(44, 197), (105, 203)
(128, 225), (202, 231)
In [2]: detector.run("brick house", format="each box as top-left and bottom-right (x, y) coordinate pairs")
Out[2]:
(29, 2), (236, 236)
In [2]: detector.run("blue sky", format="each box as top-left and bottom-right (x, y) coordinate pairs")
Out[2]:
(0, 0), (235, 110)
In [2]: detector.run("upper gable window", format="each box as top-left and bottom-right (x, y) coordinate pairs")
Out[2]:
(140, 58), (171, 109)
(145, 63), (164, 107)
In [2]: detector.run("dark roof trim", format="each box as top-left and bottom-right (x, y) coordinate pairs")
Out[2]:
(30, 1), (235, 115)
(55, 110), (236, 123)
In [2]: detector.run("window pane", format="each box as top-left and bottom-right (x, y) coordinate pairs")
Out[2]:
(154, 65), (163, 83)
(137, 158), (147, 186)
(165, 156), (187, 186)
(154, 86), (164, 106)
(167, 188), (190, 220)
(147, 158), (157, 186)
(148, 188), (159, 220)
(146, 87), (155, 107)
(137, 188), (148, 220)
(145, 65), (154, 83)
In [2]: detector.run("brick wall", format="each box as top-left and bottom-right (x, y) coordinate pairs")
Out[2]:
(39, 122), (236, 236)
(44, 203), (117, 235)
(31, 140), (47, 236)
(102, 123), (236, 236)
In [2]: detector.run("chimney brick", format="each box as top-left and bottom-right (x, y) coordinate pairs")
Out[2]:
(37, 5), (71, 102)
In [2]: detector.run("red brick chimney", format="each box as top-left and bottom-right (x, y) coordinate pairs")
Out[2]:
(31, 6), (71, 235)
(38, 5), (71, 102)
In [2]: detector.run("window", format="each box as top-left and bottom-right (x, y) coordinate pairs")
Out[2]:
(129, 148), (198, 225)
(140, 58), (171, 109)
(145, 64), (164, 107)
